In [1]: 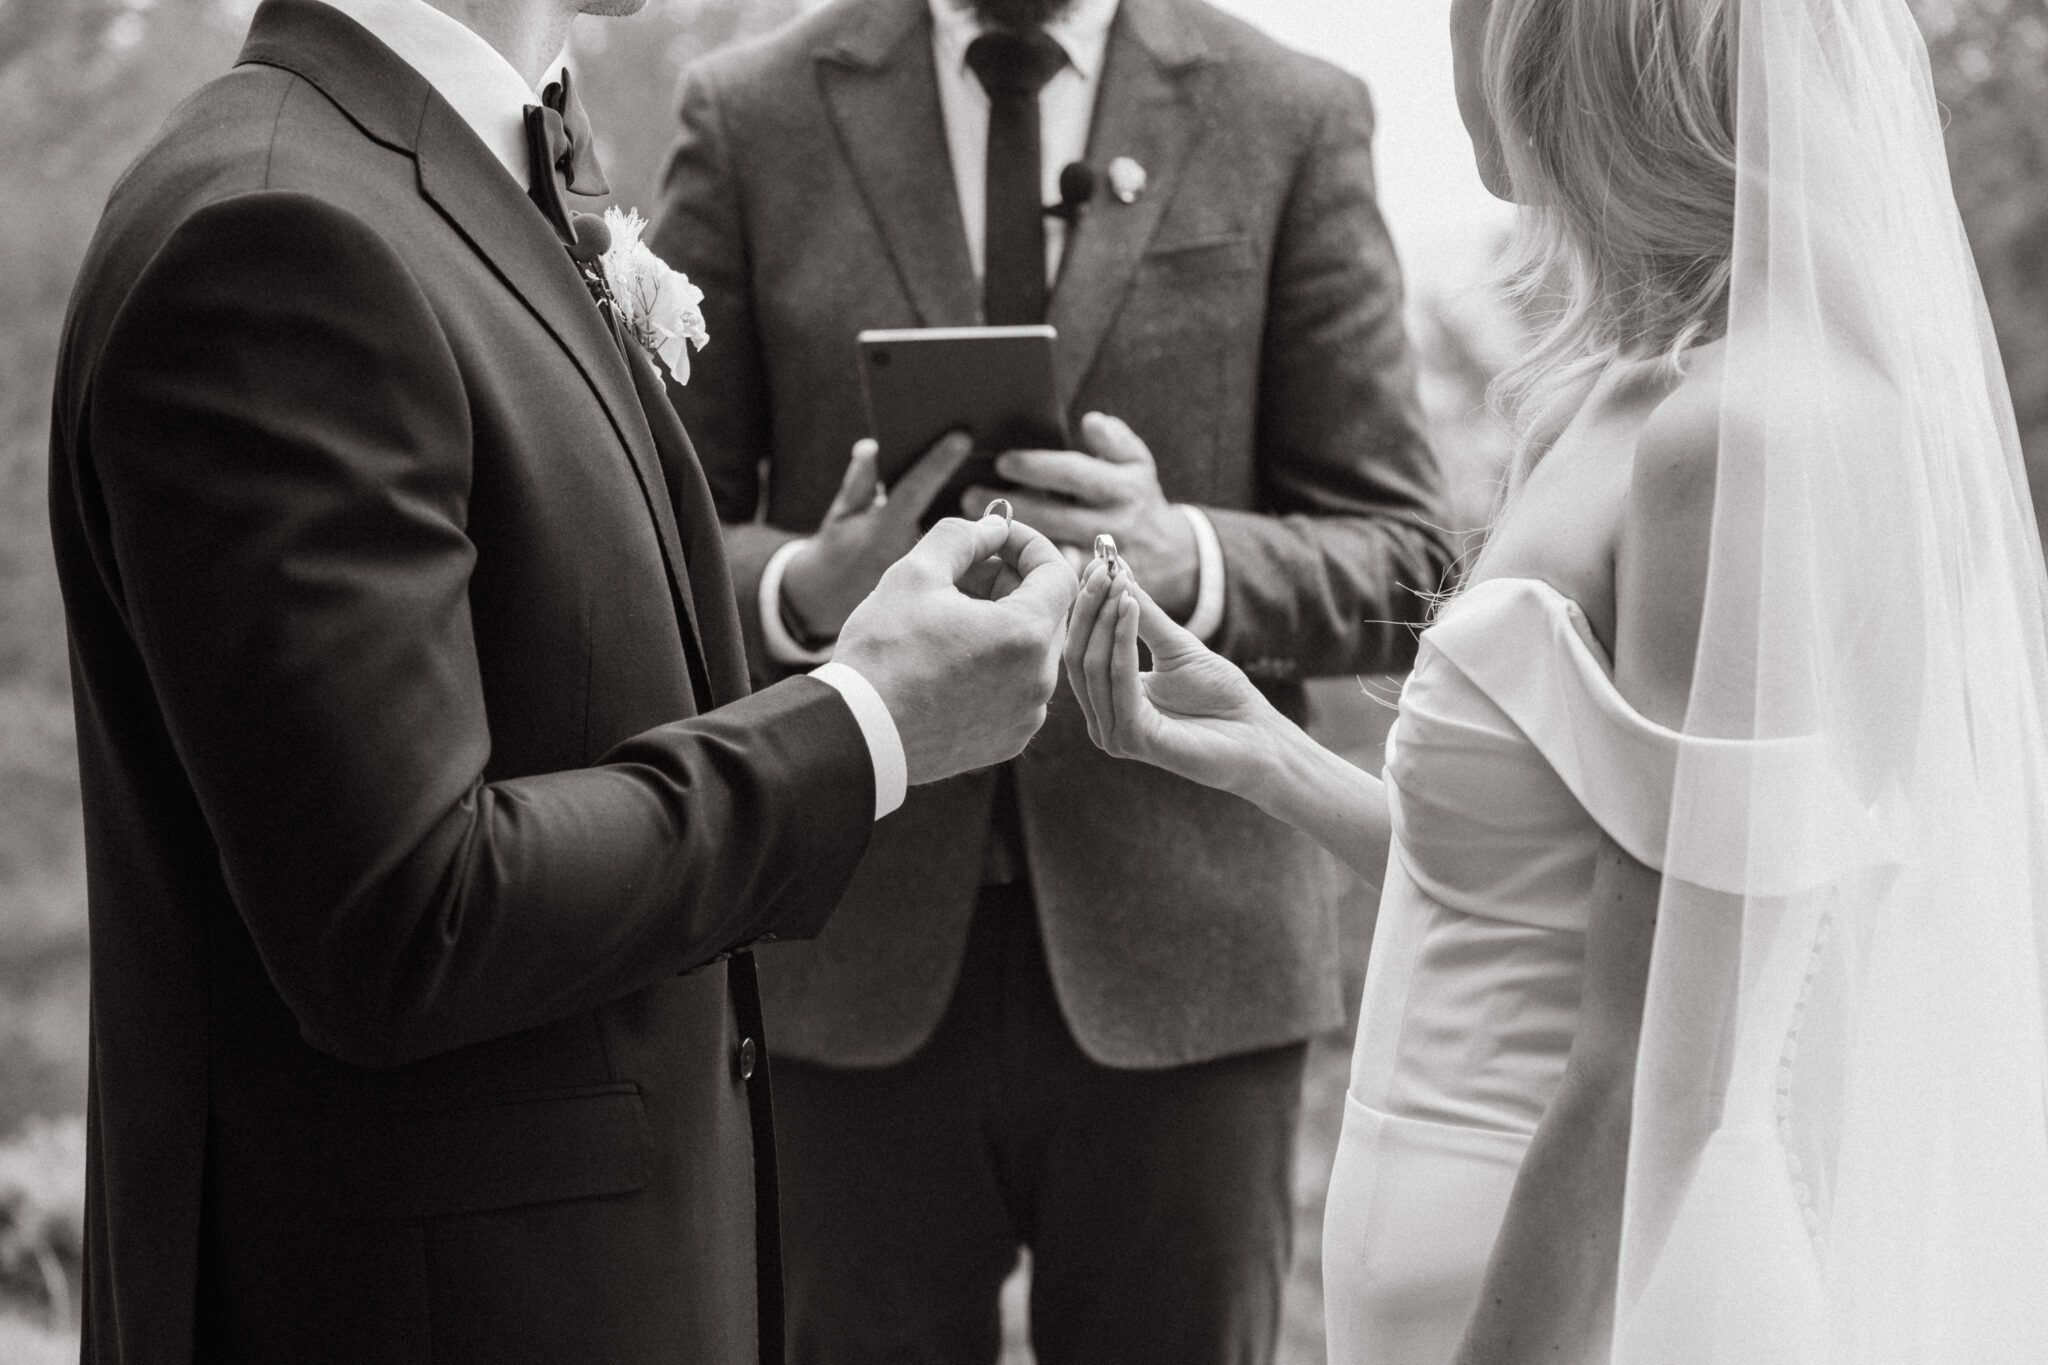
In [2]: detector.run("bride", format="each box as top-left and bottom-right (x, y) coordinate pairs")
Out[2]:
(1066, 0), (2048, 1359)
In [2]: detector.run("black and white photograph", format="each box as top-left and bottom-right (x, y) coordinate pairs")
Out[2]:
(3, 0), (2047, 1361)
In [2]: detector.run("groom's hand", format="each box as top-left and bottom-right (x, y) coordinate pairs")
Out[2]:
(836, 512), (1079, 785)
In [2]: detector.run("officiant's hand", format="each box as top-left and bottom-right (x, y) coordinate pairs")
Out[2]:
(838, 511), (1077, 785)
(1065, 559), (1284, 796)
(964, 412), (1199, 620)
(783, 433), (979, 640)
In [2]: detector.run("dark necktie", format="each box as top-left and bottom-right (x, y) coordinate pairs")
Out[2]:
(523, 69), (610, 247)
(965, 29), (1069, 325)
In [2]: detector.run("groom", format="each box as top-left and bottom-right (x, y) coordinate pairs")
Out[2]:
(653, 0), (1451, 1358)
(47, 0), (1077, 1361)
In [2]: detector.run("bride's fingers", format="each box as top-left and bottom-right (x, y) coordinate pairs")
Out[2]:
(1084, 578), (1122, 748)
(1065, 561), (1112, 746)
(1121, 574), (1204, 661)
(1112, 590), (1144, 745)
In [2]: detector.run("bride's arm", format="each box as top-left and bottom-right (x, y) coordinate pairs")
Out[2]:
(1065, 561), (1394, 891)
(1452, 370), (1721, 1363)
(1450, 838), (1659, 1361)
(1245, 705), (1394, 893)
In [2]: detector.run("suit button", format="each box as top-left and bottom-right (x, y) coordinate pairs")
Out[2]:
(737, 1036), (758, 1081)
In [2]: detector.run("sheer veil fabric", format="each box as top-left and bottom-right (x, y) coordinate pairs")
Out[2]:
(1612, 0), (2048, 1357)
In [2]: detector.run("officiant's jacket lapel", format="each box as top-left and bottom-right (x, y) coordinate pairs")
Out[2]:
(1047, 0), (1211, 395)
(818, 3), (981, 327)
(816, 0), (1214, 397)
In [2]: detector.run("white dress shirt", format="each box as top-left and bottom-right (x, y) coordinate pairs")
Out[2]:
(760, 0), (1226, 667)
(310, 0), (908, 819)
(316, 0), (562, 180)
(928, 0), (1119, 284)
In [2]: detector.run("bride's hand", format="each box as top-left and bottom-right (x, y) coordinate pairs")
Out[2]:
(1064, 558), (1286, 795)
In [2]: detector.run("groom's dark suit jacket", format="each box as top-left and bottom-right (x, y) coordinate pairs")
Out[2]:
(47, 2), (876, 1360)
(654, 0), (1450, 1071)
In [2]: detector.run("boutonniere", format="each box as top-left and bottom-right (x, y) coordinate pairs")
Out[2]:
(1108, 156), (1147, 205)
(580, 207), (710, 384)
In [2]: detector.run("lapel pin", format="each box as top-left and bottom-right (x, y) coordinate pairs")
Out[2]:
(1108, 156), (1147, 205)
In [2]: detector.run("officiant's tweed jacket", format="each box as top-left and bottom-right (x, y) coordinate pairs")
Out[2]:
(653, 0), (1453, 1070)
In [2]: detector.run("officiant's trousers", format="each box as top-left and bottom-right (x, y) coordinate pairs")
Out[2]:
(773, 883), (1308, 1365)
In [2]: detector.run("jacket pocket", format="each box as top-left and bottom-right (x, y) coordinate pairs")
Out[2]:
(1140, 233), (1257, 282)
(311, 1083), (654, 1221)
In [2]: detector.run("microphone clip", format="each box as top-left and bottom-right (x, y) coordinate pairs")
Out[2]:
(1045, 161), (1099, 227)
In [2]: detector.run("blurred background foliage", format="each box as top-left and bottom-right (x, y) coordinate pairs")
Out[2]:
(0, 0), (2041, 1358)
(1919, 0), (2048, 531)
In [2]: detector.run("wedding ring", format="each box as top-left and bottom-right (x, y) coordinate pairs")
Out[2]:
(1094, 533), (1122, 579)
(984, 498), (1014, 528)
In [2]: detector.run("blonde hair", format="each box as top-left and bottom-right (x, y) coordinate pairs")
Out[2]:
(1484, 0), (1739, 492)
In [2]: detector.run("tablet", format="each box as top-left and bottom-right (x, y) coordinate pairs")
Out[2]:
(857, 326), (1069, 503)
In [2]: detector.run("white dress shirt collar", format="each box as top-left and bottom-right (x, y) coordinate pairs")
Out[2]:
(315, 0), (565, 183)
(927, 0), (1121, 83)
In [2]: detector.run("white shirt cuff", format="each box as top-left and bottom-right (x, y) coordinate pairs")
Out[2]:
(759, 538), (835, 667)
(1177, 504), (1227, 642)
(810, 661), (908, 822)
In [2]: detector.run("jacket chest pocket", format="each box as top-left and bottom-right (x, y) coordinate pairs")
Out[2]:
(1140, 233), (1257, 284)
(1094, 236), (1263, 497)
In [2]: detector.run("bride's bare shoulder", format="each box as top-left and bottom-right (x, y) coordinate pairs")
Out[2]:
(1631, 342), (1727, 520)
(1626, 338), (1894, 535)
(1613, 344), (1728, 727)
(1618, 341), (1890, 722)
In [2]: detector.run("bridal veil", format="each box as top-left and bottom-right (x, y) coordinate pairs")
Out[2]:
(1611, 0), (2048, 1357)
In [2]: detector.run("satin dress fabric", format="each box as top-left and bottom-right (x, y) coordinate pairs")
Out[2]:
(1322, 577), (1703, 1363)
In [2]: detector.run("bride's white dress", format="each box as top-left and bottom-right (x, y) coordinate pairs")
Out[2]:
(1322, 575), (1765, 1362)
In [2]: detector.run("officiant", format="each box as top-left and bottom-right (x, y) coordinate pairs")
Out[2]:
(649, 0), (1451, 1357)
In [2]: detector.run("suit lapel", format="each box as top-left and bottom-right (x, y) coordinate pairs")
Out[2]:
(618, 336), (752, 708)
(1048, 0), (1214, 400)
(411, 104), (716, 696)
(233, 0), (720, 705)
(817, 0), (981, 328)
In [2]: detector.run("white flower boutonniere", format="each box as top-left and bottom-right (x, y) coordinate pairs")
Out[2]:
(598, 207), (709, 384)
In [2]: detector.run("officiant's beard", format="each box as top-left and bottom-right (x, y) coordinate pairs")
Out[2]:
(968, 0), (1077, 29)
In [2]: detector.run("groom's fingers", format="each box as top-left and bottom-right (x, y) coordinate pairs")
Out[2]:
(958, 551), (1026, 601)
(993, 522), (1080, 631)
(904, 512), (1015, 586)
(988, 516), (1065, 578)
(968, 554), (1001, 596)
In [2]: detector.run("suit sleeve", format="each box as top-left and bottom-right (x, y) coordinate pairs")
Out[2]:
(88, 190), (873, 1069)
(649, 65), (803, 686)
(1201, 74), (1455, 679)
